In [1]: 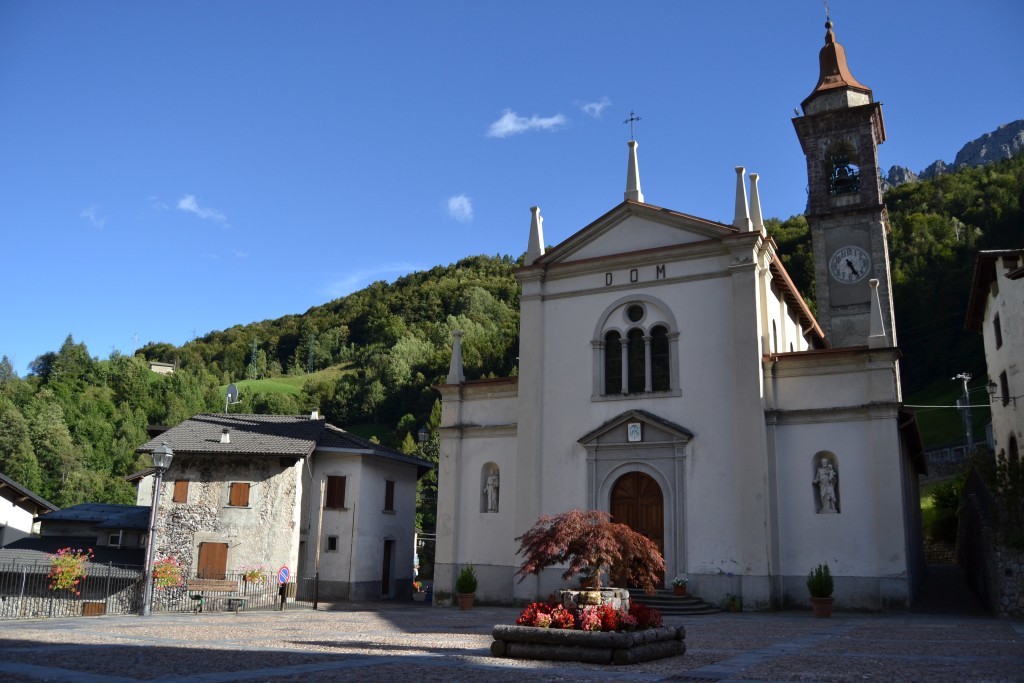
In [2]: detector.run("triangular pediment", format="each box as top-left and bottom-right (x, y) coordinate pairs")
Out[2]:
(578, 409), (693, 447)
(538, 201), (735, 266)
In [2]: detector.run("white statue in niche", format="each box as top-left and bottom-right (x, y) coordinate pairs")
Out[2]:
(813, 459), (838, 513)
(484, 470), (500, 512)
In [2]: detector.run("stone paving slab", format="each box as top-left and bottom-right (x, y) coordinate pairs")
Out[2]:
(0, 604), (1021, 682)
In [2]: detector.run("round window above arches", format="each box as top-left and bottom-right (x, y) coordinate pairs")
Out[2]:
(626, 304), (645, 323)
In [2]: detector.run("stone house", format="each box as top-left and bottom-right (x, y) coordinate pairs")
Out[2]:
(135, 413), (431, 599)
(435, 20), (926, 611)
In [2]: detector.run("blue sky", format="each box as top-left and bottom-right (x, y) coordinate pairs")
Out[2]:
(2, 1), (1022, 375)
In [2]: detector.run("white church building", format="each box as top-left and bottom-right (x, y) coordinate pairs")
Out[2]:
(434, 20), (926, 611)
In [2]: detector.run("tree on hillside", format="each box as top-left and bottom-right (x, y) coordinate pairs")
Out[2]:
(0, 399), (42, 493)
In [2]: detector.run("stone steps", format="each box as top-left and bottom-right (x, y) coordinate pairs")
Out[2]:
(630, 589), (721, 615)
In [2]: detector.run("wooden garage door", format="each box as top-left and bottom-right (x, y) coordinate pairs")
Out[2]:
(611, 472), (664, 587)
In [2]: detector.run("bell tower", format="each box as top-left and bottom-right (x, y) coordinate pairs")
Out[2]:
(793, 19), (896, 348)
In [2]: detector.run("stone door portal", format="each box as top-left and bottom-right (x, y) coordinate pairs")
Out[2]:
(610, 471), (665, 587)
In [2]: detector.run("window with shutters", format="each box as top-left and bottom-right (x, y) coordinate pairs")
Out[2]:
(228, 482), (250, 507)
(172, 480), (189, 503)
(325, 475), (347, 509)
(384, 480), (395, 512)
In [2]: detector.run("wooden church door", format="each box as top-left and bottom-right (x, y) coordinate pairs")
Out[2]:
(610, 472), (665, 587)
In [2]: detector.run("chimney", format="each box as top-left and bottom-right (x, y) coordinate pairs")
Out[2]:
(220, 428), (231, 444)
(311, 410), (319, 420)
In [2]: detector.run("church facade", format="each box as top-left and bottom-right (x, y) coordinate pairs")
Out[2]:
(435, 21), (925, 611)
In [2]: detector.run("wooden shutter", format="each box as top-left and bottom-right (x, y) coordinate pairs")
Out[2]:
(325, 476), (346, 509)
(172, 480), (189, 503)
(228, 482), (250, 507)
(197, 542), (228, 579)
(384, 480), (395, 512)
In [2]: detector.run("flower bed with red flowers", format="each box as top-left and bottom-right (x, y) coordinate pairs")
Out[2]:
(493, 594), (684, 665)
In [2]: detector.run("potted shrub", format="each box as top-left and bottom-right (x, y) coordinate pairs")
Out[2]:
(412, 580), (427, 601)
(455, 564), (477, 610)
(723, 593), (741, 612)
(514, 509), (665, 593)
(671, 575), (688, 596)
(807, 563), (834, 617)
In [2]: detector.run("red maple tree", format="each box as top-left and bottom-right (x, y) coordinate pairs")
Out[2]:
(513, 509), (665, 594)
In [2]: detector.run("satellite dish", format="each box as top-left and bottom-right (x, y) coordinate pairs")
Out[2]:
(225, 383), (240, 413)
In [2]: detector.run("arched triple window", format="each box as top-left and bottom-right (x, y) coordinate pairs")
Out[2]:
(594, 298), (679, 399)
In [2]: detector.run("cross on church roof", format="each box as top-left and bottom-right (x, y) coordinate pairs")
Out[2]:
(623, 111), (641, 140)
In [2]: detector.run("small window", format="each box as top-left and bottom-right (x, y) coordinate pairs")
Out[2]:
(172, 480), (189, 503)
(1000, 371), (1010, 407)
(384, 480), (395, 512)
(325, 475), (347, 509)
(228, 482), (250, 507)
(994, 314), (1003, 349)
(108, 532), (121, 547)
(327, 535), (338, 552)
(626, 304), (644, 323)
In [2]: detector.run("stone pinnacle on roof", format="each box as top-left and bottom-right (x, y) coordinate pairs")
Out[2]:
(447, 329), (465, 384)
(733, 166), (752, 231)
(526, 206), (545, 264)
(625, 139), (644, 203)
(801, 19), (872, 114)
(749, 173), (765, 233)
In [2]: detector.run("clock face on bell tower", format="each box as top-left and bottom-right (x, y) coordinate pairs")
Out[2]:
(828, 246), (871, 284)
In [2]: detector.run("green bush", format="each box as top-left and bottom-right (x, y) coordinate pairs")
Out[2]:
(807, 563), (834, 598)
(455, 564), (477, 594)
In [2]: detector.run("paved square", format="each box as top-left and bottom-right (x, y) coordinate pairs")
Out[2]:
(0, 605), (1021, 681)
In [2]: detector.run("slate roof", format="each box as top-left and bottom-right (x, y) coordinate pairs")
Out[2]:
(38, 504), (150, 530)
(133, 412), (432, 477)
(136, 413), (326, 457)
(0, 472), (57, 516)
(0, 537), (144, 571)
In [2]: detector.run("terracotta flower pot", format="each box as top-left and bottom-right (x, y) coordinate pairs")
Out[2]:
(579, 576), (600, 590)
(673, 585), (687, 596)
(810, 596), (833, 618)
(457, 592), (475, 610)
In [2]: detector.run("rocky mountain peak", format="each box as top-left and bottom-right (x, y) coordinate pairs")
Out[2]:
(885, 120), (1024, 189)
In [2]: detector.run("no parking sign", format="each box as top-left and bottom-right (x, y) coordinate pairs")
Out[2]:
(278, 565), (290, 585)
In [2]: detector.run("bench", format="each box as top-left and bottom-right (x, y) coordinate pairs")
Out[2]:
(186, 579), (248, 613)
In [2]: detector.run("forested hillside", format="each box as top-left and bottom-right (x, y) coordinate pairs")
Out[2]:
(1, 156), (1020, 506)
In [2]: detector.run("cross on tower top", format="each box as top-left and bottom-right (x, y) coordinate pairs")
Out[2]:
(623, 111), (641, 140)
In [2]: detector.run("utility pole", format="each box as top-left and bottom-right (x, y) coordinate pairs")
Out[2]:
(953, 372), (974, 453)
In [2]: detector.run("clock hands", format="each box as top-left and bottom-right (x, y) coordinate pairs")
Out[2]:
(845, 259), (860, 278)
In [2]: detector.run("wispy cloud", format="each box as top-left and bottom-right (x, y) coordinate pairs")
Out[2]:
(232, 250), (249, 259)
(581, 97), (612, 118)
(325, 262), (420, 298)
(487, 109), (567, 138)
(177, 194), (227, 223)
(148, 196), (169, 212)
(79, 205), (105, 228)
(447, 194), (474, 223)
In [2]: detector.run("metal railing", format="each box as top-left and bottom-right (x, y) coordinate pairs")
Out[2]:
(0, 559), (142, 620)
(0, 562), (318, 620)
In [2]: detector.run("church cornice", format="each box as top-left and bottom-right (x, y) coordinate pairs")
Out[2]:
(532, 200), (735, 268)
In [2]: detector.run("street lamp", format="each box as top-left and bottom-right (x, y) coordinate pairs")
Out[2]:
(417, 426), (429, 443)
(141, 441), (173, 616)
